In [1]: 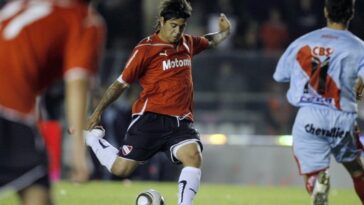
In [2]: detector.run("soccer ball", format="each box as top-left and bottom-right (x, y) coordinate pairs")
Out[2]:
(135, 189), (166, 205)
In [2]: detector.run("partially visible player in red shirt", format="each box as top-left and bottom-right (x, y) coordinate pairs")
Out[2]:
(85, 0), (230, 204)
(0, 0), (105, 204)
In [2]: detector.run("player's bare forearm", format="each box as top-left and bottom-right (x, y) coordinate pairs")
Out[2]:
(88, 81), (127, 128)
(204, 13), (231, 48)
(93, 81), (127, 114)
(66, 78), (89, 138)
(65, 78), (90, 182)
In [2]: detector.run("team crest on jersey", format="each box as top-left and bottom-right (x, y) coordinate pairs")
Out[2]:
(122, 145), (133, 156)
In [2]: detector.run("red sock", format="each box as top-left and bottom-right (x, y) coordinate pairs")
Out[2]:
(353, 173), (364, 205)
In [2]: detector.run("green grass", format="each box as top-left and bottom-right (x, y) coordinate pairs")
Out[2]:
(0, 181), (360, 205)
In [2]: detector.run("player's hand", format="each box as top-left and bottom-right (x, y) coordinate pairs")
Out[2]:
(355, 78), (364, 101)
(218, 13), (231, 33)
(87, 112), (101, 129)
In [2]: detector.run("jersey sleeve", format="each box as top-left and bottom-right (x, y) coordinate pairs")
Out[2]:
(119, 46), (148, 84)
(64, 8), (106, 79)
(191, 35), (209, 56)
(273, 43), (296, 83)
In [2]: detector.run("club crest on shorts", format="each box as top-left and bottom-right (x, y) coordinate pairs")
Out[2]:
(122, 145), (133, 156)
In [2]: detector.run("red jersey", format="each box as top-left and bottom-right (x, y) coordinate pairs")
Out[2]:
(119, 34), (209, 120)
(0, 0), (105, 121)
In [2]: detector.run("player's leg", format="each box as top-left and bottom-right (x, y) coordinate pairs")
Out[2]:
(110, 158), (139, 177)
(304, 170), (327, 194)
(18, 169), (52, 205)
(343, 156), (364, 204)
(175, 142), (202, 167)
(291, 107), (331, 205)
(334, 122), (364, 204)
(166, 116), (203, 205)
(84, 128), (139, 177)
(340, 122), (364, 204)
(174, 142), (202, 205)
(19, 184), (52, 205)
(305, 169), (330, 205)
(0, 116), (52, 205)
(85, 113), (169, 177)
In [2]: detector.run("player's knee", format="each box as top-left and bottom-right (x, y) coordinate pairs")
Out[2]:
(305, 172), (320, 194)
(344, 157), (364, 178)
(351, 169), (364, 179)
(350, 168), (364, 181)
(18, 185), (52, 205)
(110, 158), (138, 177)
(180, 150), (202, 167)
(111, 165), (132, 177)
(305, 177), (315, 194)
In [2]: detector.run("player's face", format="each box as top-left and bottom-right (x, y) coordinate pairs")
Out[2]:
(159, 18), (187, 44)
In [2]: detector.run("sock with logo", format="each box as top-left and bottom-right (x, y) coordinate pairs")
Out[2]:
(178, 167), (201, 205)
(353, 173), (364, 204)
(87, 137), (118, 172)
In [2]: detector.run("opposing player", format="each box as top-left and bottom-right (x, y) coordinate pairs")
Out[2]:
(84, 0), (230, 205)
(273, 0), (364, 204)
(0, 0), (105, 204)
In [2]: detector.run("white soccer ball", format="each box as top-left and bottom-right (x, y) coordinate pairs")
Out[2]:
(135, 189), (166, 205)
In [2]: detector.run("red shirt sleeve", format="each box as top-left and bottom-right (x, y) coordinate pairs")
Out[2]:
(121, 46), (148, 84)
(64, 7), (106, 76)
(191, 35), (209, 56)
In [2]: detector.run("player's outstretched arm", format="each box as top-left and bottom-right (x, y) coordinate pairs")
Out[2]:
(204, 13), (231, 48)
(87, 80), (128, 129)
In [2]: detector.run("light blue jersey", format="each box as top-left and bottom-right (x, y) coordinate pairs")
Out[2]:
(274, 27), (364, 174)
(274, 27), (364, 113)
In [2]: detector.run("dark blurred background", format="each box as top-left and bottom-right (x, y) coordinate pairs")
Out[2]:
(2, 0), (363, 182)
(91, 0), (364, 136)
(13, 0), (360, 136)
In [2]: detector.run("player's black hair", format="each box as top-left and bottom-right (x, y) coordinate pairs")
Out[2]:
(325, 0), (355, 24)
(154, 0), (192, 31)
(160, 0), (192, 20)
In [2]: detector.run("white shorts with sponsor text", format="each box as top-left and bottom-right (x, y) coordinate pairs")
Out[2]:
(292, 106), (361, 174)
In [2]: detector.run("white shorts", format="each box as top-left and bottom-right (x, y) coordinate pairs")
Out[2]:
(292, 106), (361, 174)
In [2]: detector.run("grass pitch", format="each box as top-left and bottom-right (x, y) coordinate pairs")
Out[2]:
(0, 181), (360, 205)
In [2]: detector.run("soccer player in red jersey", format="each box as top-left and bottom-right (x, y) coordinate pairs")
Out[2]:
(85, 0), (230, 204)
(0, 0), (105, 204)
